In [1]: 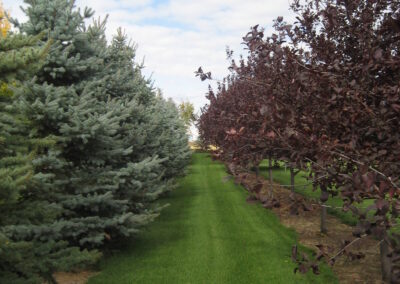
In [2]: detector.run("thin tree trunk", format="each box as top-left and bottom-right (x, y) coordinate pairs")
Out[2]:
(313, 175), (317, 192)
(321, 204), (327, 234)
(290, 167), (295, 192)
(268, 158), (273, 185)
(320, 182), (328, 234)
(255, 165), (259, 177)
(380, 240), (392, 283)
(314, 174), (328, 234)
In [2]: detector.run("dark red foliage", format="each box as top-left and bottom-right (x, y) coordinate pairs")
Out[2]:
(197, 0), (400, 280)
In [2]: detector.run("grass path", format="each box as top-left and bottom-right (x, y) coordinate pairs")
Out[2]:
(88, 153), (337, 284)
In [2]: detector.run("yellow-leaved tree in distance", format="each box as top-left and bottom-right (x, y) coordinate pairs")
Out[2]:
(0, 1), (10, 37)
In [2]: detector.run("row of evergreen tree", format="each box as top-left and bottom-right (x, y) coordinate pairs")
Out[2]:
(0, 0), (191, 282)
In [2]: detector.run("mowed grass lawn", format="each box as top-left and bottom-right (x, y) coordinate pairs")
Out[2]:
(88, 153), (337, 284)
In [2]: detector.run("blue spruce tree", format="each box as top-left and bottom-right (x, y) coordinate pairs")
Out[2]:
(0, 31), (99, 284)
(10, 0), (190, 251)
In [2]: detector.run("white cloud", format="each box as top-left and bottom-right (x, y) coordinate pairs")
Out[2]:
(4, 0), (296, 138)
(3, 0), (27, 24)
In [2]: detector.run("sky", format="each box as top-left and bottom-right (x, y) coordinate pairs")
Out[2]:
(5, 0), (295, 136)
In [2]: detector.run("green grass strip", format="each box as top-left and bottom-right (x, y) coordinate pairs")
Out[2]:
(88, 153), (337, 284)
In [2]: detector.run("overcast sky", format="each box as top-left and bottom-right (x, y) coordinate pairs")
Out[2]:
(5, 0), (295, 117)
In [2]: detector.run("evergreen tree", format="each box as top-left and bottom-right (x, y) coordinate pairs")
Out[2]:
(9, 0), (189, 251)
(9, 0), (134, 249)
(98, 28), (191, 238)
(144, 97), (191, 180)
(105, 29), (190, 180)
(0, 28), (99, 283)
(1, 3), (190, 282)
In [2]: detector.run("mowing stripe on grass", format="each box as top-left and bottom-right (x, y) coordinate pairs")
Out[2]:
(88, 153), (337, 284)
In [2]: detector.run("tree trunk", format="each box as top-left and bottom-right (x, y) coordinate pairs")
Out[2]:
(290, 167), (295, 192)
(320, 182), (328, 234)
(313, 175), (317, 192)
(314, 174), (328, 234)
(380, 240), (392, 283)
(255, 165), (259, 177)
(320, 204), (327, 234)
(268, 158), (273, 185)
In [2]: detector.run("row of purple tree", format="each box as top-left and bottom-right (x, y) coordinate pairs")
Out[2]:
(197, 0), (400, 282)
